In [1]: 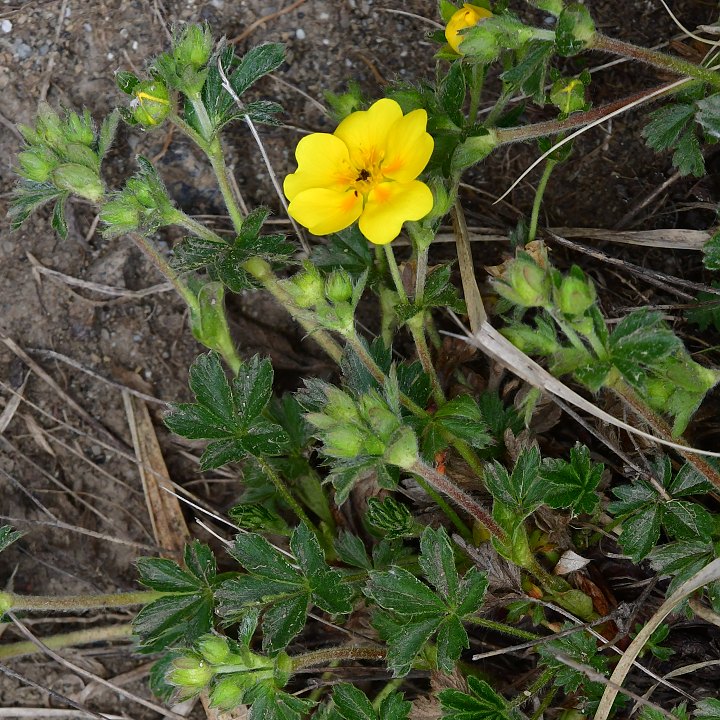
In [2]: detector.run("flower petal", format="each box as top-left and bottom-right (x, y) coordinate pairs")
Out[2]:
(283, 133), (354, 201)
(288, 187), (363, 236)
(381, 109), (434, 183)
(334, 98), (403, 168)
(359, 181), (434, 245)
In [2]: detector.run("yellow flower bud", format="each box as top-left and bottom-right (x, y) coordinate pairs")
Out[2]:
(445, 3), (493, 54)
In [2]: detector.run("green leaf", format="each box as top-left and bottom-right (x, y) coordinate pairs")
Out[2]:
(0, 525), (23, 553)
(366, 496), (415, 538)
(365, 567), (446, 616)
(696, 698), (720, 720)
(439, 676), (510, 720)
(440, 61), (466, 127)
(501, 41), (553, 104)
(230, 43), (285, 99)
(663, 500), (713, 542)
(669, 462), (713, 496)
(419, 526), (459, 603)
(701, 234), (720, 272)
(673, 129), (704, 177)
(334, 532), (371, 570)
(484, 446), (544, 518)
(332, 684), (376, 720)
(642, 104), (695, 152)
(686, 284), (720, 330)
(384, 615), (442, 677)
(696, 92), (720, 138)
(541, 444), (603, 514)
(8, 182), (62, 230)
(312, 224), (374, 277)
(261, 594), (309, 653)
(189, 351), (236, 426)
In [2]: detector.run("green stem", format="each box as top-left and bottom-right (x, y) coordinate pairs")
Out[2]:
(528, 159), (557, 244)
(0, 623), (133, 660)
(412, 473), (472, 542)
(531, 686), (558, 720)
(409, 459), (506, 541)
(291, 646), (386, 671)
(129, 232), (200, 316)
(465, 615), (540, 642)
(509, 668), (554, 710)
(592, 33), (720, 88)
(468, 64), (486, 125)
(256, 457), (321, 536)
(373, 678), (405, 709)
(0, 589), (163, 613)
(242, 257), (344, 364)
(171, 209), (227, 245)
(414, 244), (430, 304)
(207, 138), (245, 234)
(384, 244), (408, 304)
(494, 80), (692, 146)
(407, 313), (445, 406)
(549, 310), (590, 355)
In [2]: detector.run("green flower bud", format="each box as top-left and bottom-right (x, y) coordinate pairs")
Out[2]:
(495, 254), (551, 308)
(174, 24), (213, 71)
(664, 355), (719, 392)
(324, 387), (360, 422)
(61, 142), (100, 171)
(325, 269), (353, 303)
(18, 147), (57, 182)
(167, 653), (214, 691)
(549, 76), (588, 116)
(52, 163), (104, 201)
(362, 435), (387, 456)
(64, 110), (95, 146)
(197, 634), (232, 665)
(209, 675), (246, 711)
(289, 266), (325, 308)
(362, 403), (398, 439)
(324, 426), (364, 458)
(35, 105), (64, 148)
(501, 325), (559, 355)
(527, 0), (564, 15)
(132, 80), (171, 128)
(556, 270), (596, 316)
(100, 197), (141, 234)
(382, 426), (419, 470)
(555, 3), (596, 56)
(644, 377), (673, 411)
(451, 129), (499, 173)
(325, 301), (355, 334)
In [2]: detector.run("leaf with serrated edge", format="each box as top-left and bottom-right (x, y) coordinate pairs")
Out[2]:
(418, 526), (459, 603)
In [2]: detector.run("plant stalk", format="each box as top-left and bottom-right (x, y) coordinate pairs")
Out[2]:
(291, 645), (386, 671)
(0, 589), (163, 613)
(528, 159), (557, 244)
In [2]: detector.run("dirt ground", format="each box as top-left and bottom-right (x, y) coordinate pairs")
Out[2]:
(1, 0), (719, 716)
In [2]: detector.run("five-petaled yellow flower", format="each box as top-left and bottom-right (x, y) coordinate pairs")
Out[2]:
(283, 98), (434, 245)
(445, 3), (493, 54)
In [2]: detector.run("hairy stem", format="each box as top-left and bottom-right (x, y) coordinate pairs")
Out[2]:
(207, 139), (245, 234)
(592, 33), (720, 88)
(412, 472), (473, 542)
(291, 645), (386, 671)
(256, 456), (320, 536)
(528, 159), (557, 244)
(465, 615), (540, 641)
(407, 313), (445, 406)
(384, 244), (408, 304)
(409, 460), (507, 541)
(0, 589), (163, 613)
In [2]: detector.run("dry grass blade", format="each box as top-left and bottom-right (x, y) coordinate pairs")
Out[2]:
(5, 612), (189, 720)
(123, 392), (189, 554)
(447, 319), (720, 459)
(593, 557), (720, 720)
(0, 369), (29, 434)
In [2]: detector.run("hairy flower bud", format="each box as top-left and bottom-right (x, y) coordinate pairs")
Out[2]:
(167, 653), (214, 691)
(383, 426), (419, 470)
(445, 3), (493, 54)
(18, 147), (57, 183)
(325, 269), (353, 304)
(289, 267), (325, 308)
(210, 675), (245, 711)
(324, 426), (364, 458)
(197, 634), (232, 665)
(495, 254), (551, 308)
(52, 163), (104, 202)
(132, 80), (171, 128)
(556, 270), (596, 316)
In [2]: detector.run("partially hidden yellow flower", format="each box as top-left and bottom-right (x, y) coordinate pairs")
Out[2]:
(445, 3), (493, 54)
(283, 98), (434, 245)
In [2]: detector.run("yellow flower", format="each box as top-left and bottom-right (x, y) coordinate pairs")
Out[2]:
(445, 3), (493, 54)
(283, 98), (434, 245)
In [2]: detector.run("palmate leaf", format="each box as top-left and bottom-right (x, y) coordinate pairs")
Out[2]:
(438, 676), (510, 720)
(165, 352), (288, 468)
(133, 541), (218, 652)
(484, 446), (544, 518)
(332, 684), (411, 720)
(364, 527), (488, 675)
(216, 524), (352, 653)
(541, 444), (603, 514)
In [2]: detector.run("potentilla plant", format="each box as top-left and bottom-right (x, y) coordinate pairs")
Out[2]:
(6, 3), (720, 718)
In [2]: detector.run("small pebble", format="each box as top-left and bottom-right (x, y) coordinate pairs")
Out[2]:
(132, 40), (138, 50)
(83, 23), (92, 32)
(210, 0), (224, 7)
(295, 28), (306, 40)
(1, 19), (12, 33)
(106, 51), (114, 60)
(15, 41), (32, 60)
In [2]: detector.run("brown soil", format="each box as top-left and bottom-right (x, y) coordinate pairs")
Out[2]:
(0, 0), (719, 716)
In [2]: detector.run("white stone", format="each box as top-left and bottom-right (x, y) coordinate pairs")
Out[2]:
(295, 28), (306, 40)
(1, 19), (12, 33)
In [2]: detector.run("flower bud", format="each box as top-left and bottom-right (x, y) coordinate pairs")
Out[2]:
(325, 301), (355, 334)
(325, 269), (353, 303)
(288, 267), (325, 308)
(100, 197), (141, 233)
(35, 105), (64, 148)
(197, 634), (232, 665)
(174, 24), (213, 71)
(445, 3), (493, 54)
(167, 653), (214, 691)
(362, 435), (387, 456)
(324, 426), (364, 458)
(18, 147), (57, 182)
(556, 270), (595, 316)
(61, 142), (100, 171)
(383, 426), (419, 470)
(495, 254), (550, 308)
(132, 80), (171, 128)
(65, 110), (95, 147)
(324, 387), (360, 422)
(664, 355), (719, 392)
(361, 401), (398, 439)
(555, 3), (596, 56)
(209, 675), (245, 711)
(52, 163), (104, 202)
